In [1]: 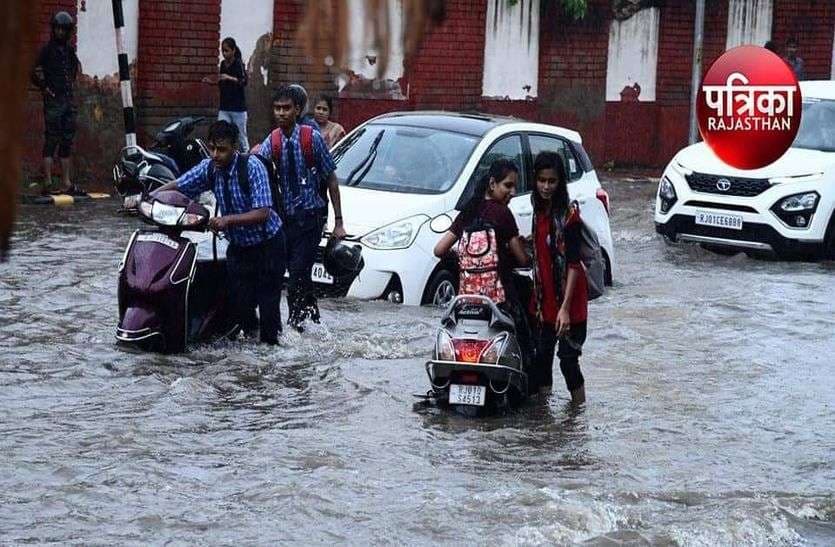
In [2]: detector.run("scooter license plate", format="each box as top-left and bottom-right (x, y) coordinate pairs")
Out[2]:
(311, 263), (334, 285)
(449, 384), (486, 406)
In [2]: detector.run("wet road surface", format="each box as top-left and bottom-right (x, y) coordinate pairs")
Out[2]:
(1, 181), (834, 544)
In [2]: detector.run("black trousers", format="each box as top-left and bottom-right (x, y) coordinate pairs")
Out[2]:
(43, 96), (76, 158)
(284, 209), (325, 320)
(225, 233), (286, 344)
(529, 319), (587, 392)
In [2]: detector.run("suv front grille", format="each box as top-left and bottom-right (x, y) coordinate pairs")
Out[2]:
(685, 172), (771, 197)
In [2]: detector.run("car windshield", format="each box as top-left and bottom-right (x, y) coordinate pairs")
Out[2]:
(792, 98), (835, 152)
(332, 124), (479, 194)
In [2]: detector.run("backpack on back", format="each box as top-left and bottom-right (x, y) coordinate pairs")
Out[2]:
(457, 218), (506, 304)
(578, 219), (605, 300)
(212, 153), (285, 221)
(268, 125), (330, 208)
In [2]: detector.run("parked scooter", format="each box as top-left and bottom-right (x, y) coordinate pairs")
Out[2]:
(116, 187), (236, 353)
(113, 116), (210, 212)
(423, 214), (531, 414)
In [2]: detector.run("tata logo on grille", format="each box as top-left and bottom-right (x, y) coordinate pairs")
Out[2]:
(716, 178), (732, 191)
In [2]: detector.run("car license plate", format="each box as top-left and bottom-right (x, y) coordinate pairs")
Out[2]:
(449, 384), (486, 406)
(695, 210), (743, 230)
(311, 263), (334, 285)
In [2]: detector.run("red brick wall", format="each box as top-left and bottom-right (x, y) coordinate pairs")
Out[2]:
(773, 0), (835, 79)
(136, 0), (220, 137)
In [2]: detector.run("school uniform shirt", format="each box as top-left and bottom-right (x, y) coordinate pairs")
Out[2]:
(176, 154), (281, 248)
(529, 207), (588, 324)
(257, 124), (336, 217)
(218, 58), (247, 112)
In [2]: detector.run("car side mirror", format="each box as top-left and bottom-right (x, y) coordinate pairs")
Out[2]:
(429, 213), (453, 234)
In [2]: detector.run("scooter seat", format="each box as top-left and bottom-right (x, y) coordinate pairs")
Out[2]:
(152, 152), (180, 176)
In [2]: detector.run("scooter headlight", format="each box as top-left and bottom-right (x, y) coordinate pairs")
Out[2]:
(436, 329), (455, 361)
(152, 202), (186, 226)
(479, 332), (508, 365)
(138, 200), (153, 219)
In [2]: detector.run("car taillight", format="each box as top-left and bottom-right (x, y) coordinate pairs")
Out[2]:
(452, 339), (489, 363)
(596, 188), (610, 216)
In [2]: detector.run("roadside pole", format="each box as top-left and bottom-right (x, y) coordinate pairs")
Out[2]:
(111, 0), (137, 148)
(688, 0), (706, 144)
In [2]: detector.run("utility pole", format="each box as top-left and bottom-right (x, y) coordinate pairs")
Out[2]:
(689, 0), (706, 144)
(111, 0), (136, 148)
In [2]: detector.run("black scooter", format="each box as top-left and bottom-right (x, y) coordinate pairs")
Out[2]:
(113, 116), (210, 212)
(116, 188), (236, 353)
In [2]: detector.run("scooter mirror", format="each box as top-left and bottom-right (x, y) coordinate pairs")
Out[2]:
(429, 214), (453, 234)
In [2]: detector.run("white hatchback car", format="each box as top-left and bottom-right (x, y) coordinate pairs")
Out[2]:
(655, 80), (835, 258)
(315, 111), (615, 306)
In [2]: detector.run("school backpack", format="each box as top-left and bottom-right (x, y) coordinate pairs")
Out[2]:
(578, 218), (606, 301)
(457, 218), (506, 304)
(212, 153), (285, 222)
(268, 125), (329, 207)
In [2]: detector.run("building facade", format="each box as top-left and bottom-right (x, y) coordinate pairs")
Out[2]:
(25, 0), (835, 186)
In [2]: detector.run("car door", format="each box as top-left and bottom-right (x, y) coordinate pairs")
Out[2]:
(463, 134), (533, 237)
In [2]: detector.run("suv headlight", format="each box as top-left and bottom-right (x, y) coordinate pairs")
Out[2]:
(777, 192), (819, 212)
(657, 176), (678, 213)
(770, 191), (820, 228)
(361, 214), (429, 250)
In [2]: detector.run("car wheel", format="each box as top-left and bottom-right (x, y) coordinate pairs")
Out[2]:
(824, 214), (835, 259)
(424, 269), (457, 307)
(602, 250), (613, 287)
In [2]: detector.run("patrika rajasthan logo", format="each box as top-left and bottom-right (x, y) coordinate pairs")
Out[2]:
(698, 46), (802, 170)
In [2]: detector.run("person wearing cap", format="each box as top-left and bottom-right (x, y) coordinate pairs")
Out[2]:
(31, 11), (83, 197)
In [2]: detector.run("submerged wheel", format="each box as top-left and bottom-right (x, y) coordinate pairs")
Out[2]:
(602, 249), (613, 287)
(423, 269), (457, 307)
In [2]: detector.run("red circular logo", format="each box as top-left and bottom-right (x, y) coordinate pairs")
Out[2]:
(697, 46), (802, 169)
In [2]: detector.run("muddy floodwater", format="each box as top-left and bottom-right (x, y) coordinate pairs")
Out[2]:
(1, 181), (834, 545)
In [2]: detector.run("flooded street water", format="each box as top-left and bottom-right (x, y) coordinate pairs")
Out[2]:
(2, 181), (834, 545)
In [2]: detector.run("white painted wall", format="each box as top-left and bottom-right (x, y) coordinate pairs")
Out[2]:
(482, 0), (539, 99)
(726, 0), (773, 50)
(219, 0), (274, 85)
(75, 0), (138, 78)
(344, 0), (404, 83)
(605, 8), (659, 102)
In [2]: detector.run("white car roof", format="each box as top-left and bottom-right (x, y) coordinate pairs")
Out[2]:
(800, 80), (835, 101)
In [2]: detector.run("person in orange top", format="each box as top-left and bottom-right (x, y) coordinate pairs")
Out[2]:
(527, 151), (588, 404)
(312, 95), (346, 149)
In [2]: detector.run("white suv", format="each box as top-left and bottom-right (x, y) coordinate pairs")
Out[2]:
(655, 80), (835, 258)
(316, 111), (616, 306)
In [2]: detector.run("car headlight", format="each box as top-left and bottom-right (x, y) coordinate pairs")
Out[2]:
(361, 214), (429, 250)
(657, 176), (678, 214)
(778, 192), (819, 212)
(770, 191), (820, 228)
(659, 176), (677, 201)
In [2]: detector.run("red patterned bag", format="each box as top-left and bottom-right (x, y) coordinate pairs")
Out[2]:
(457, 220), (506, 303)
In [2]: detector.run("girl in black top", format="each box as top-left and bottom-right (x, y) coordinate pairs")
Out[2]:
(203, 37), (249, 151)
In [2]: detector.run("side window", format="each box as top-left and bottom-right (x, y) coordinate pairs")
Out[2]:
(467, 135), (528, 194)
(528, 134), (583, 182)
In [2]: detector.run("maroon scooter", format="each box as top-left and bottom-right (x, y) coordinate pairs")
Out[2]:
(116, 189), (237, 353)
